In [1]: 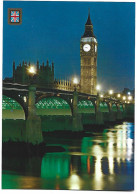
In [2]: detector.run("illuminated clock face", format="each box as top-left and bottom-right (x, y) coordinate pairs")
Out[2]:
(95, 45), (97, 52)
(83, 44), (91, 52)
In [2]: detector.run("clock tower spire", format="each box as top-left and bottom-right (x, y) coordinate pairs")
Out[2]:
(82, 10), (95, 38)
(80, 11), (97, 95)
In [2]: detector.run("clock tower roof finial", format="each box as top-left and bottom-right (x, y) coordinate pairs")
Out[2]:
(85, 9), (92, 25)
(82, 10), (95, 38)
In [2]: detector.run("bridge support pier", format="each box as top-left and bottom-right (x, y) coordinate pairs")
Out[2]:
(109, 111), (116, 122)
(25, 85), (43, 145)
(95, 95), (104, 125)
(108, 102), (116, 122)
(117, 111), (123, 120)
(116, 104), (123, 120)
(122, 104), (127, 119)
(96, 111), (104, 125)
(72, 89), (83, 131)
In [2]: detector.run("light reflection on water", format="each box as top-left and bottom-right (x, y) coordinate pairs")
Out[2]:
(2, 122), (134, 190)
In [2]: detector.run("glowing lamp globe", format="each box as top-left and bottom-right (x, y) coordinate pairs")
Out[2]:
(28, 66), (36, 75)
(117, 94), (121, 98)
(73, 77), (78, 85)
(123, 96), (126, 100)
(96, 85), (101, 91)
(109, 90), (113, 95)
(128, 96), (132, 101)
(128, 92), (131, 95)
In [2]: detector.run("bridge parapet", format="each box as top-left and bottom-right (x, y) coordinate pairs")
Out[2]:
(3, 82), (128, 122)
(72, 89), (83, 131)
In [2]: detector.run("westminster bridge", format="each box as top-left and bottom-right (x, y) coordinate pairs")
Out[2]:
(2, 82), (134, 144)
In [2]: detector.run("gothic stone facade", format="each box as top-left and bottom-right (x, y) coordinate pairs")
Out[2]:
(12, 60), (54, 86)
(80, 13), (97, 95)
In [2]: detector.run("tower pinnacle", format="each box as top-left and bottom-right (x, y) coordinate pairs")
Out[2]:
(82, 10), (95, 38)
(85, 9), (92, 25)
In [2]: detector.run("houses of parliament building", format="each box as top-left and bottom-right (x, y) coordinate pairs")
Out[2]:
(4, 12), (98, 95)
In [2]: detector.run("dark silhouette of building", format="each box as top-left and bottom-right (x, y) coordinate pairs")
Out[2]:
(122, 88), (134, 97)
(4, 60), (74, 91)
(11, 60), (54, 86)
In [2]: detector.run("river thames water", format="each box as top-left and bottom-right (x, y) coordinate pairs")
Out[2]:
(2, 122), (134, 190)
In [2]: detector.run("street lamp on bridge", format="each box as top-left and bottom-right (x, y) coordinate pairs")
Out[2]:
(108, 89), (114, 100)
(128, 95), (132, 101)
(26, 65), (43, 144)
(96, 85), (101, 91)
(96, 85), (101, 96)
(73, 77), (78, 85)
(28, 65), (37, 85)
(28, 65), (36, 75)
(117, 93), (121, 98)
(73, 77), (79, 91)
(109, 90), (113, 95)
(128, 92), (131, 95)
(123, 96), (126, 101)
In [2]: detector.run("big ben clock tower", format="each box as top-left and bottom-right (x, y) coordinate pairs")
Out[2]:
(80, 12), (97, 95)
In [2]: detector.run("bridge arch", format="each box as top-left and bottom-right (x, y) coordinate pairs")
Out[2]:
(36, 96), (72, 116)
(99, 102), (109, 112)
(78, 99), (95, 113)
(112, 103), (118, 112)
(2, 95), (26, 120)
(119, 104), (124, 112)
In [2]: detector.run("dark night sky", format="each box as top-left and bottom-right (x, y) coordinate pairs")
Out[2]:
(3, 1), (135, 92)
